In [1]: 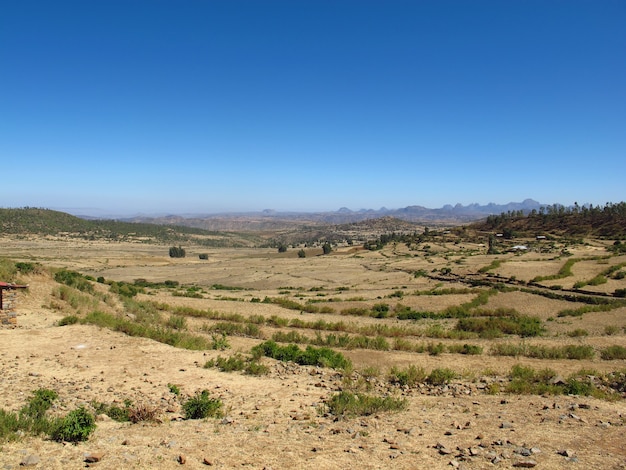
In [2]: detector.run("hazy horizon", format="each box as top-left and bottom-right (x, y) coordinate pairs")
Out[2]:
(5, 196), (611, 219)
(2, 1), (624, 214)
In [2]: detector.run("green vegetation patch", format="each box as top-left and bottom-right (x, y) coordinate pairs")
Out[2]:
(323, 391), (407, 417)
(182, 390), (223, 420)
(251, 340), (351, 370)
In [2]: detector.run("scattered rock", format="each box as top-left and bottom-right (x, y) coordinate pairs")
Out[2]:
(513, 460), (537, 468)
(558, 449), (576, 457)
(20, 454), (40, 466)
(84, 452), (104, 463)
(178, 454), (186, 464)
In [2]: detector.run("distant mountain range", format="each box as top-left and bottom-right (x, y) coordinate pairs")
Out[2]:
(120, 199), (545, 231)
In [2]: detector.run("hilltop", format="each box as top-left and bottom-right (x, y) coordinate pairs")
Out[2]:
(471, 202), (626, 239)
(0, 208), (261, 247)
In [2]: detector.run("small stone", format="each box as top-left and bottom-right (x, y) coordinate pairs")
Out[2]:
(20, 454), (40, 466)
(203, 457), (213, 465)
(84, 452), (104, 463)
(513, 460), (537, 468)
(558, 449), (575, 457)
(178, 454), (186, 464)
(500, 422), (514, 429)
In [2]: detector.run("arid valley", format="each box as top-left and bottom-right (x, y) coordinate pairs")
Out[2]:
(1, 218), (625, 469)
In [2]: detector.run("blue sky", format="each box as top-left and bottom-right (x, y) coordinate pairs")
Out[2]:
(2, 1), (624, 216)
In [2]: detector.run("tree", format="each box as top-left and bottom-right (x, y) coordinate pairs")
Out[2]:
(278, 244), (287, 253)
(322, 242), (332, 255)
(297, 249), (306, 258)
(169, 246), (186, 258)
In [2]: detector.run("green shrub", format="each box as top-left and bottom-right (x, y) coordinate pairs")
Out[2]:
(0, 408), (20, 441)
(448, 343), (483, 355)
(567, 328), (589, 337)
(182, 391), (223, 420)
(168, 384), (181, 395)
(15, 262), (37, 274)
(92, 402), (130, 422)
(166, 314), (187, 330)
(20, 389), (58, 421)
(169, 246), (186, 258)
(601, 345), (626, 360)
(455, 314), (544, 337)
(210, 333), (230, 350)
(324, 391), (406, 417)
(206, 354), (246, 372)
(51, 407), (96, 442)
(251, 341), (351, 369)
(427, 368), (457, 385)
(57, 315), (79, 326)
(427, 342), (445, 356)
(389, 365), (426, 387)
(244, 361), (270, 376)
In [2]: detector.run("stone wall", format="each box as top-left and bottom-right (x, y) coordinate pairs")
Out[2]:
(0, 289), (19, 325)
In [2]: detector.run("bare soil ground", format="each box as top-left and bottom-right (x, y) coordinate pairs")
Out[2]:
(1, 236), (626, 469)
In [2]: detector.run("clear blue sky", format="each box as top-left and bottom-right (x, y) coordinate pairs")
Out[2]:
(2, 1), (624, 216)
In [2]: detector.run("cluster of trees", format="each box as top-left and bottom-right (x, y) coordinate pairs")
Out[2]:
(480, 202), (626, 238)
(364, 229), (435, 251)
(276, 243), (332, 255)
(169, 246), (186, 258)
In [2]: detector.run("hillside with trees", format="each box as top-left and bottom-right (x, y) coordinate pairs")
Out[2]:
(471, 202), (626, 239)
(0, 208), (259, 247)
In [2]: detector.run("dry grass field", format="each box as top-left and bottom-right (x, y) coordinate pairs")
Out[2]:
(1, 232), (625, 469)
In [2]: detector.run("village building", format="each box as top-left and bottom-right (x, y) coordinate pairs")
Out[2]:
(0, 282), (28, 326)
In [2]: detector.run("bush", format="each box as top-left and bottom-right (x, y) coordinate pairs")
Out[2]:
(389, 365), (426, 387)
(567, 328), (589, 337)
(601, 345), (626, 360)
(15, 262), (37, 274)
(169, 246), (186, 258)
(51, 407), (96, 442)
(54, 269), (94, 294)
(427, 368), (457, 385)
(166, 315), (187, 330)
(448, 343), (483, 355)
(182, 391), (223, 420)
(297, 249), (306, 258)
(251, 341), (351, 369)
(199, 253), (209, 260)
(92, 402), (130, 422)
(57, 315), (79, 326)
(324, 391), (406, 417)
